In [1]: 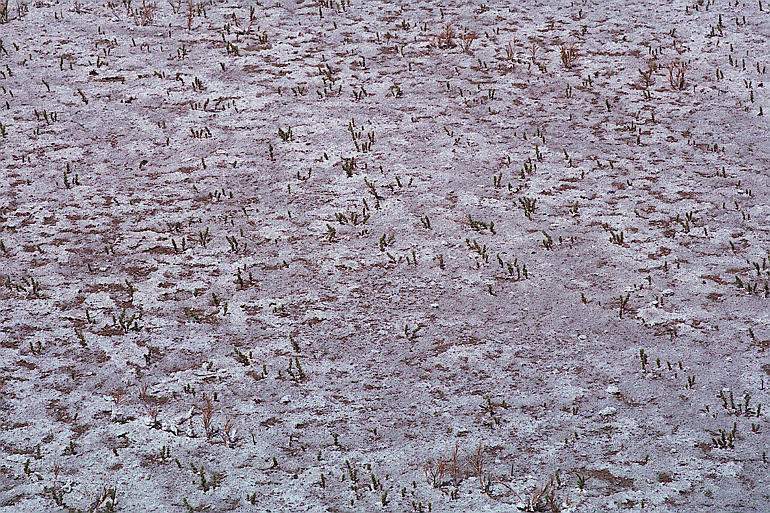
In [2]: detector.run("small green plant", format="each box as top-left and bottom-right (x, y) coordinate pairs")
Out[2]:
(342, 157), (356, 176)
(618, 293), (630, 318)
(639, 348), (648, 370)
(712, 423), (737, 449)
(325, 224), (337, 242)
(287, 356), (305, 381)
(278, 126), (293, 141)
(113, 309), (142, 333)
(468, 214), (495, 234)
(519, 197), (537, 219)
(232, 346), (252, 366)
(404, 323), (422, 341)
(159, 445), (171, 463)
(542, 231), (553, 250)
(466, 238), (489, 262)
(196, 227), (211, 247)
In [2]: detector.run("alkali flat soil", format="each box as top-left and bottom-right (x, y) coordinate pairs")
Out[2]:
(1, 0), (769, 511)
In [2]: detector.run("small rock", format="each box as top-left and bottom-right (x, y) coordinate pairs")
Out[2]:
(662, 288), (674, 296)
(110, 408), (129, 423)
(599, 406), (617, 416)
(177, 406), (195, 425)
(606, 385), (620, 395)
(280, 395), (291, 404)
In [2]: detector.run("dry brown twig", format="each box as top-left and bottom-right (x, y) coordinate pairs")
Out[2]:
(424, 442), (490, 489)
(505, 41), (515, 61)
(667, 60), (689, 90)
(221, 416), (238, 446)
(145, 404), (161, 428)
(517, 475), (558, 512)
(433, 24), (456, 49)
(138, 382), (151, 402)
(110, 388), (127, 407)
(460, 31), (477, 54)
(529, 41), (539, 63)
(52, 460), (62, 486)
(466, 442), (486, 484)
(132, 0), (157, 25)
(199, 392), (216, 438)
(497, 472), (576, 512)
(448, 442), (462, 486)
(424, 443), (461, 487)
(186, 0), (194, 31)
(559, 44), (578, 68)
(423, 456), (448, 487)
(638, 60), (657, 88)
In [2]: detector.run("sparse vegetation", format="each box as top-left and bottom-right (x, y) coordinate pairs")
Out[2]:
(1, 0), (768, 511)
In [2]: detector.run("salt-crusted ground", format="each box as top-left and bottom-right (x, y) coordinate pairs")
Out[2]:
(1, 0), (769, 511)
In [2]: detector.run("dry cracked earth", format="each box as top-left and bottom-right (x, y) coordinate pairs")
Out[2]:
(1, 0), (769, 511)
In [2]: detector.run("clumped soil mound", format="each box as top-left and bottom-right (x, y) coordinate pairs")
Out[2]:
(1, 0), (769, 511)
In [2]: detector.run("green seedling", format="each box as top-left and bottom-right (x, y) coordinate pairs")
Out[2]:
(619, 293), (630, 318)
(278, 126), (293, 142)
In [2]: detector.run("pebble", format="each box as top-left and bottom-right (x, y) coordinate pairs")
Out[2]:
(599, 406), (617, 416)
(606, 385), (620, 395)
